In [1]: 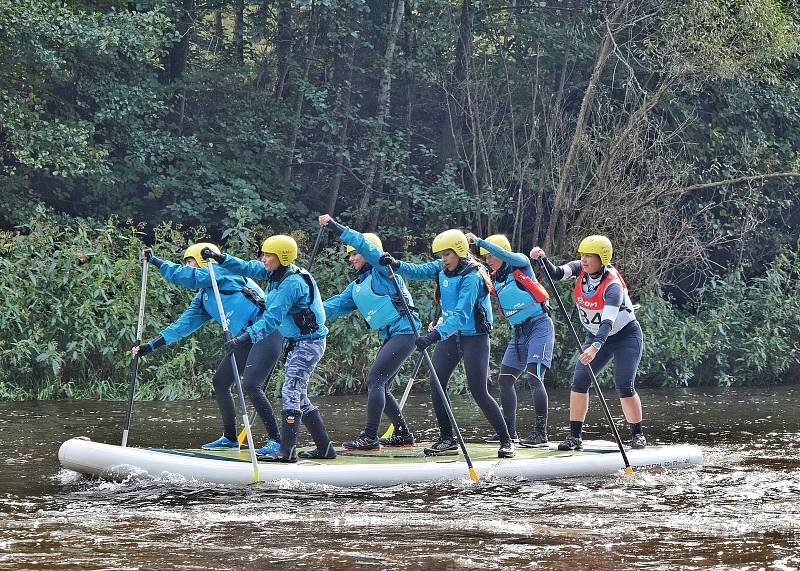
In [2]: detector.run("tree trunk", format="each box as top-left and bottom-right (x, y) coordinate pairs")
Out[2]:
(159, 0), (195, 83)
(213, 9), (223, 52)
(543, 0), (631, 252)
(439, 0), (473, 166)
(326, 36), (357, 215)
(233, 0), (244, 64)
(273, 0), (294, 100)
(284, 1), (319, 181)
(531, 0), (584, 247)
(355, 0), (405, 226)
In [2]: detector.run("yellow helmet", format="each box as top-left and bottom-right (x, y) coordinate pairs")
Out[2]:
(260, 235), (298, 266)
(346, 233), (383, 255)
(578, 235), (613, 266)
(183, 242), (220, 268)
(480, 234), (511, 256)
(432, 229), (470, 258)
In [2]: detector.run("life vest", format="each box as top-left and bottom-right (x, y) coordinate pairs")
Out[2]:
(200, 277), (265, 333)
(572, 266), (636, 336)
(267, 266), (327, 338)
(352, 272), (412, 331)
(491, 267), (550, 326)
(436, 263), (493, 335)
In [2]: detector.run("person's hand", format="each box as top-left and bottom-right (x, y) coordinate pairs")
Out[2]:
(415, 330), (441, 352)
(132, 343), (153, 357)
(378, 253), (400, 269)
(579, 345), (599, 365)
(529, 247), (546, 260)
(318, 214), (333, 226)
(201, 247), (225, 263)
(143, 249), (164, 268)
(224, 332), (251, 353)
(427, 316), (443, 333)
(464, 232), (479, 244)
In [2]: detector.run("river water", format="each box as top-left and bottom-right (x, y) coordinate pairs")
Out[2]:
(0, 386), (798, 570)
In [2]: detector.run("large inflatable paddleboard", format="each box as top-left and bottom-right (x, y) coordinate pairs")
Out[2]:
(58, 437), (702, 487)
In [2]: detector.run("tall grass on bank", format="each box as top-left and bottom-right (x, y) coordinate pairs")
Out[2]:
(0, 210), (797, 400)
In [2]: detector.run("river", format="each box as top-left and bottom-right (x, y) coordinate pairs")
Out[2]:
(1, 386), (798, 569)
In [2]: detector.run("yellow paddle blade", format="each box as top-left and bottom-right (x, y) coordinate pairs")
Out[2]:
(380, 423), (395, 440)
(237, 427), (248, 446)
(624, 465), (634, 476)
(469, 467), (479, 481)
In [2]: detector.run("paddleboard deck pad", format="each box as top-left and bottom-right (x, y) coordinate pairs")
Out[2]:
(59, 437), (702, 487)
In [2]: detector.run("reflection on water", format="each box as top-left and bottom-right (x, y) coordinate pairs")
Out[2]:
(1, 387), (799, 569)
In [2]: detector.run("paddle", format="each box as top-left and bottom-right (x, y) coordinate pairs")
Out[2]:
(121, 250), (149, 447)
(384, 264), (479, 482)
(535, 257), (634, 475)
(236, 225), (326, 446)
(206, 259), (260, 483)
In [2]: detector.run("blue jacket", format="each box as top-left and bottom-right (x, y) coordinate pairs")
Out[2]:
(157, 261), (265, 345)
(395, 258), (492, 338)
(220, 255), (328, 343)
(324, 227), (420, 340)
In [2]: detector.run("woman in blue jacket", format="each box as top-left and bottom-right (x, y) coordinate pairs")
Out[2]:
(465, 233), (554, 447)
(379, 230), (515, 459)
(318, 214), (420, 451)
(204, 235), (335, 462)
(132, 243), (283, 454)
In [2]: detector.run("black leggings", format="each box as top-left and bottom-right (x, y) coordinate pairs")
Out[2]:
(429, 334), (510, 442)
(362, 334), (416, 438)
(213, 330), (283, 441)
(498, 363), (548, 437)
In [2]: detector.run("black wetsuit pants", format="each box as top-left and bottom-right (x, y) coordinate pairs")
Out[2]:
(362, 334), (416, 439)
(429, 333), (510, 442)
(213, 330), (284, 442)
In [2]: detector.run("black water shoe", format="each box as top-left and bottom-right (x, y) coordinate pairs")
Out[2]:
(298, 442), (337, 460)
(379, 432), (415, 447)
(557, 436), (583, 451)
(519, 430), (548, 448)
(483, 433), (519, 444)
(630, 434), (647, 449)
(498, 441), (516, 458)
(423, 437), (458, 456)
(343, 434), (381, 451)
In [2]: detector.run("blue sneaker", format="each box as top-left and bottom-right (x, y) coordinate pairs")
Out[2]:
(255, 439), (280, 455)
(201, 436), (239, 450)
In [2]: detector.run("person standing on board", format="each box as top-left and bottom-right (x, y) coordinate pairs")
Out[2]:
(379, 229), (515, 459)
(530, 236), (646, 450)
(132, 243), (284, 454)
(465, 233), (555, 447)
(203, 236), (336, 462)
(317, 215), (421, 450)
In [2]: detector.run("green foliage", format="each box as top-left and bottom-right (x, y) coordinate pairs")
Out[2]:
(637, 248), (800, 387)
(1, 213), (797, 401)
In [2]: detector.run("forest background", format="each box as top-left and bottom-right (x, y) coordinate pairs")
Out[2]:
(1, 0), (798, 400)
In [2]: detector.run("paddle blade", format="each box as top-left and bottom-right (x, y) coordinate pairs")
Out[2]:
(624, 465), (634, 476)
(380, 424), (395, 440)
(469, 467), (479, 481)
(237, 427), (248, 446)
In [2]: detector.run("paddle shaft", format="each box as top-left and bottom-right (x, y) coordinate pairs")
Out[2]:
(122, 252), (149, 447)
(206, 261), (260, 483)
(237, 232), (324, 445)
(385, 265), (479, 481)
(536, 258), (633, 473)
